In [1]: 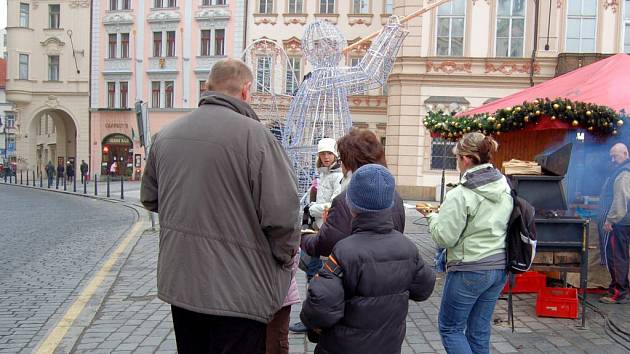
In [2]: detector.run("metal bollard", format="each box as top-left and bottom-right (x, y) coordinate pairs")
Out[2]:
(32, 171), (36, 187)
(106, 174), (110, 198)
(63, 176), (67, 191)
(94, 175), (98, 196)
(21, 171), (24, 185)
(40, 173), (43, 187)
(73, 173), (76, 192)
(121, 176), (124, 200)
(56, 177), (59, 189)
(84, 176), (87, 194)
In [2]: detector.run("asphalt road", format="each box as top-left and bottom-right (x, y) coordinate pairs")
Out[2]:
(0, 184), (137, 353)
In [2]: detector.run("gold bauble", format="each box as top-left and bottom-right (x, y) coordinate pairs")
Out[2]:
(617, 119), (624, 126)
(515, 107), (521, 112)
(587, 126), (594, 131)
(535, 110), (541, 116)
(533, 100), (539, 105)
(566, 105), (572, 111)
(551, 116), (557, 120)
(571, 120), (579, 127)
(496, 131), (501, 136)
(586, 111), (592, 116)
(496, 124), (502, 129)
(604, 122), (609, 127)
(501, 118), (505, 123)
(553, 103), (560, 110)
(524, 116), (529, 122)
(613, 130), (618, 136)
(488, 117), (496, 123)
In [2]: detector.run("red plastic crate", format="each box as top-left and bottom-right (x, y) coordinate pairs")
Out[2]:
(502, 272), (546, 294)
(535, 287), (578, 319)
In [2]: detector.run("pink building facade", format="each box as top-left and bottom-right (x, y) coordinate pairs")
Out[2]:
(90, 0), (246, 179)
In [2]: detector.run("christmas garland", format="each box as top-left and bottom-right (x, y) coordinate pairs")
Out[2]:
(423, 97), (626, 140)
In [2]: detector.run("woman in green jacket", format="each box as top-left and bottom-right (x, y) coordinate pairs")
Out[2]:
(419, 132), (512, 354)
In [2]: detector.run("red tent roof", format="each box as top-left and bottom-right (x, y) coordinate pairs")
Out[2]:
(0, 58), (6, 89)
(462, 53), (630, 116)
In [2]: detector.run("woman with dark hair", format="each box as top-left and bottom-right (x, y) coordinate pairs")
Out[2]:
(300, 129), (405, 261)
(418, 132), (512, 354)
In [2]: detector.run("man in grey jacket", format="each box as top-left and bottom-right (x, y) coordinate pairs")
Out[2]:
(141, 58), (300, 352)
(600, 143), (630, 304)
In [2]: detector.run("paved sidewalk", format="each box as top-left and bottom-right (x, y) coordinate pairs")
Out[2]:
(67, 207), (630, 353)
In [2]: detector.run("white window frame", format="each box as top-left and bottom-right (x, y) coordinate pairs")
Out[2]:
(19, 3), (29, 27)
(287, 0), (304, 14)
(107, 81), (116, 108)
(18, 53), (29, 80)
(495, 0), (526, 57)
(256, 56), (272, 93)
(49, 4), (61, 29)
(108, 33), (118, 58)
(351, 0), (369, 14)
(259, 0), (274, 13)
(151, 81), (162, 108)
(164, 81), (175, 108)
(565, 0), (597, 53)
(285, 57), (301, 95)
(48, 55), (60, 81)
(214, 29), (225, 56)
(200, 29), (211, 56)
(120, 33), (130, 58)
(119, 81), (129, 109)
(320, 0), (335, 14)
(384, 0), (393, 14)
(435, 0), (466, 57)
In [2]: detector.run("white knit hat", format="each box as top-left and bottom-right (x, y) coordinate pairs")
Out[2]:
(317, 138), (338, 158)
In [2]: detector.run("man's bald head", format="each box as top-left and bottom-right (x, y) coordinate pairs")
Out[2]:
(206, 58), (254, 101)
(610, 143), (629, 165)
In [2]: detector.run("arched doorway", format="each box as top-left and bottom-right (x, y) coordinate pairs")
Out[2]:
(101, 133), (133, 177)
(28, 109), (77, 176)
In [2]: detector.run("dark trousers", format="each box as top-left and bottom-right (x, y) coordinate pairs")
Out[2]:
(605, 225), (630, 298)
(264, 305), (291, 354)
(171, 305), (266, 354)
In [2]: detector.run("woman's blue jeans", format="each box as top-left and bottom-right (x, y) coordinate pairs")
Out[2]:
(439, 269), (507, 354)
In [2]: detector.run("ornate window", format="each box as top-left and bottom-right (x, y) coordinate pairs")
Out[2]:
(153, 32), (162, 57)
(49, 4), (61, 29)
(285, 57), (301, 95)
(151, 81), (161, 107)
(566, 0), (597, 53)
(436, 0), (465, 56)
(166, 31), (176, 57)
(384, 0), (393, 14)
(320, 0), (335, 14)
(200, 30), (211, 56)
(109, 0), (118, 10)
(48, 55), (59, 81)
(122, 0), (131, 10)
(256, 56), (272, 93)
(496, 0), (525, 57)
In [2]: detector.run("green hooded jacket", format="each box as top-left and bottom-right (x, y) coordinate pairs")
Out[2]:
(428, 163), (513, 265)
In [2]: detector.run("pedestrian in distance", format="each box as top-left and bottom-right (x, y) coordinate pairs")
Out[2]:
(46, 161), (55, 188)
(141, 58), (299, 354)
(599, 143), (630, 304)
(56, 162), (65, 186)
(300, 164), (436, 354)
(80, 160), (88, 184)
(66, 162), (74, 183)
(418, 132), (513, 354)
(109, 160), (117, 177)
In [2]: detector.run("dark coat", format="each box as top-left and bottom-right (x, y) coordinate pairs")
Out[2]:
(301, 190), (406, 257)
(141, 92), (300, 323)
(80, 162), (88, 174)
(57, 165), (65, 177)
(300, 211), (436, 354)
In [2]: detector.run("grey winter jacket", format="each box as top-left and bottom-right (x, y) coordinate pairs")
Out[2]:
(141, 92), (300, 323)
(309, 163), (343, 228)
(300, 211), (436, 354)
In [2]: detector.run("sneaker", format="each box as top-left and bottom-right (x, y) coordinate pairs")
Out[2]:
(289, 321), (309, 333)
(599, 289), (629, 304)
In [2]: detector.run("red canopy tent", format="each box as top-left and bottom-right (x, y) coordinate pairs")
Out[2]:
(454, 53), (630, 168)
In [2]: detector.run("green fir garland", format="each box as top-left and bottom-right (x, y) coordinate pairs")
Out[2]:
(423, 97), (626, 140)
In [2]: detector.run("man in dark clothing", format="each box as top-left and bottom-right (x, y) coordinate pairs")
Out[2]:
(600, 143), (630, 304)
(141, 58), (299, 353)
(66, 162), (74, 183)
(300, 164), (436, 354)
(56, 163), (65, 187)
(80, 160), (88, 184)
(46, 161), (55, 188)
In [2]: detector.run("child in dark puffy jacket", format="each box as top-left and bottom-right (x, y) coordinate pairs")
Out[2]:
(300, 164), (436, 354)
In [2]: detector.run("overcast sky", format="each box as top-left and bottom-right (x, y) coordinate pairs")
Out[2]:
(1, 1), (7, 29)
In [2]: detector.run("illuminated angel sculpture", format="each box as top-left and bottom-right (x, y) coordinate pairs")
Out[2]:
(283, 17), (408, 198)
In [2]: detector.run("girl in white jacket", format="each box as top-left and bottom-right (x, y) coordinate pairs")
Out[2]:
(309, 138), (343, 228)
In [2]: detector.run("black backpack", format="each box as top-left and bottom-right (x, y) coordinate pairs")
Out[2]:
(505, 185), (537, 332)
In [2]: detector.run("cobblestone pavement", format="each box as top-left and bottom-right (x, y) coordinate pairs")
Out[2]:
(0, 184), (138, 353)
(3, 184), (630, 353)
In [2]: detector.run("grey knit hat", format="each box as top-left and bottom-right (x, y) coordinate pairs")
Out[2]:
(346, 164), (395, 213)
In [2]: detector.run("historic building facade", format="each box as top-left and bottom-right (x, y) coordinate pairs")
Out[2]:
(90, 0), (247, 178)
(386, 0), (630, 199)
(5, 0), (91, 176)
